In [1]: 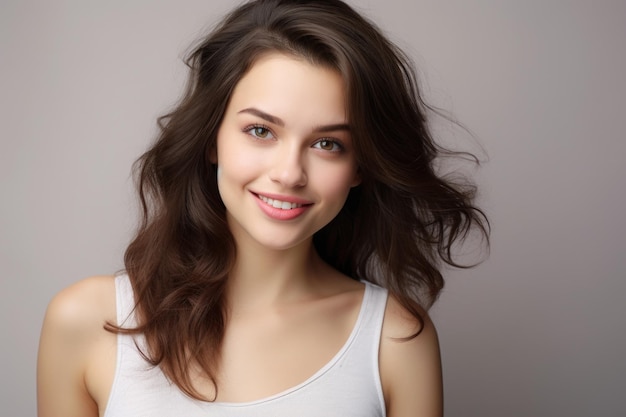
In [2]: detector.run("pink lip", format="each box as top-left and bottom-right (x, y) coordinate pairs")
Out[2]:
(251, 191), (313, 221)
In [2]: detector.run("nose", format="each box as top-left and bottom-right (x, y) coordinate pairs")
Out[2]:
(268, 143), (307, 188)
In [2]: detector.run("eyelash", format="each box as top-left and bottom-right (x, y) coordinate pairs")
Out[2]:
(312, 139), (344, 153)
(242, 124), (345, 153)
(243, 124), (274, 140)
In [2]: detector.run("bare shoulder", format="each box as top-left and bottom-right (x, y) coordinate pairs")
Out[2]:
(43, 275), (117, 329)
(38, 275), (117, 417)
(379, 294), (443, 417)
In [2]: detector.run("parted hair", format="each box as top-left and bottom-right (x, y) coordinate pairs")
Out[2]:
(109, 0), (489, 400)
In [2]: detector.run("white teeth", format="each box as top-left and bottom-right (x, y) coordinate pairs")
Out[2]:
(258, 194), (303, 210)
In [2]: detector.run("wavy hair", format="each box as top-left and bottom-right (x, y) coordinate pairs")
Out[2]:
(108, 0), (490, 400)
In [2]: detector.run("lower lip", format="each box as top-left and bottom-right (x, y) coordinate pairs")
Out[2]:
(253, 194), (311, 220)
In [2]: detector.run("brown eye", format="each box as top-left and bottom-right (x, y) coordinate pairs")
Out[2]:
(313, 139), (342, 152)
(253, 127), (270, 138)
(320, 140), (333, 150)
(245, 125), (274, 140)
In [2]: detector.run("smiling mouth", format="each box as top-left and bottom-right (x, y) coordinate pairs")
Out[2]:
(257, 194), (306, 210)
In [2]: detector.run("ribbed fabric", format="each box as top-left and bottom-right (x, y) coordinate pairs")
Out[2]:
(104, 274), (388, 417)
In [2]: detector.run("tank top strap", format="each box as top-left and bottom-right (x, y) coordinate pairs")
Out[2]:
(114, 273), (137, 328)
(363, 280), (389, 316)
(347, 280), (389, 409)
(357, 280), (389, 345)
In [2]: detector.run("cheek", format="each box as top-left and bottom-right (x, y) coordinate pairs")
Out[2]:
(315, 164), (359, 200)
(217, 136), (263, 178)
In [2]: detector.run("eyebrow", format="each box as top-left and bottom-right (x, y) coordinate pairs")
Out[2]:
(238, 107), (350, 133)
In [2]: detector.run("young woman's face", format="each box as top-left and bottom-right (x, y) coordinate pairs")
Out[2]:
(215, 53), (360, 251)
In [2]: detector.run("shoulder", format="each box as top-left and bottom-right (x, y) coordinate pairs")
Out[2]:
(379, 294), (443, 417)
(37, 275), (117, 417)
(43, 275), (118, 331)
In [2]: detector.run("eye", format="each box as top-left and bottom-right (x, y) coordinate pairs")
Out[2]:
(313, 139), (343, 152)
(245, 125), (274, 140)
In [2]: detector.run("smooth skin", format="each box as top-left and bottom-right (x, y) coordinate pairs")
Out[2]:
(37, 53), (442, 417)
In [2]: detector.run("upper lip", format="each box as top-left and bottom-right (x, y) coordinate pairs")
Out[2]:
(251, 191), (313, 205)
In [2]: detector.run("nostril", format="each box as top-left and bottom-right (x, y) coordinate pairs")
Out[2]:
(268, 155), (307, 187)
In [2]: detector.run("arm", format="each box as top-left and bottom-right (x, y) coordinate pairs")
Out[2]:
(37, 276), (116, 417)
(379, 296), (443, 417)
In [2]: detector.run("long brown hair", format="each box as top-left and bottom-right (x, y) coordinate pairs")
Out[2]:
(110, 0), (489, 400)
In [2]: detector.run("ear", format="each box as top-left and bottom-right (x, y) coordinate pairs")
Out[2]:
(350, 168), (361, 188)
(208, 145), (217, 164)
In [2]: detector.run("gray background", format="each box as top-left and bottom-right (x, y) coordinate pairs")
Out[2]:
(2, 1), (625, 416)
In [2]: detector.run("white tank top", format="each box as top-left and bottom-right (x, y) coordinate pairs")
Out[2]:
(104, 274), (388, 417)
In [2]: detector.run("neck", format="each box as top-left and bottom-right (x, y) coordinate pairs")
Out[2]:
(225, 235), (323, 313)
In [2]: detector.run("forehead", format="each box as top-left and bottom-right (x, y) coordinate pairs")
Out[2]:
(227, 53), (347, 126)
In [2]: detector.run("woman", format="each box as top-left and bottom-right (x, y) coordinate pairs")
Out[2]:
(37, 1), (488, 416)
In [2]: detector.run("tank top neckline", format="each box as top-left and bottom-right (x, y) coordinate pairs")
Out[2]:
(197, 280), (376, 408)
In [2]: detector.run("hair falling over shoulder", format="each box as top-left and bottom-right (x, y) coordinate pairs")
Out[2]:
(107, 0), (490, 401)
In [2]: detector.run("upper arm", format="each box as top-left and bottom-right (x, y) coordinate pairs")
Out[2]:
(37, 276), (116, 417)
(379, 296), (443, 417)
